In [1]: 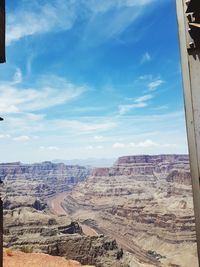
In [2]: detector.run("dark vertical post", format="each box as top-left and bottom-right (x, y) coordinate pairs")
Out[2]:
(0, 119), (3, 267)
(176, 0), (200, 265)
(0, 198), (2, 267)
(0, 0), (6, 265)
(0, 0), (5, 63)
(0, 0), (5, 264)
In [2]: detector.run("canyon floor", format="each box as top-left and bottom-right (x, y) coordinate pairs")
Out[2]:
(1, 155), (199, 267)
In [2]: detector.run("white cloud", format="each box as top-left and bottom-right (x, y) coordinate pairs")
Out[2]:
(54, 120), (116, 133)
(86, 145), (94, 150)
(141, 52), (151, 64)
(13, 135), (30, 142)
(7, 0), (156, 46)
(0, 134), (11, 139)
(47, 146), (59, 151)
(135, 94), (153, 103)
(112, 139), (177, 149)
(83, 0), (154, 45)
(119, 94), (153, 115)
(0, 76), (86, 114)
(39, 146), (59, 151)
(148, 79), (164, 91)
(12, 68), (23, 84)
(113, 142), (126, 149)
(7, 0), (77, 45)
(94, 135), (104, 141)
(85, 145), (104, 150)
(119, 102), (147, 115)
(152, 105), (169, 111)
(129, 139), (158, 148)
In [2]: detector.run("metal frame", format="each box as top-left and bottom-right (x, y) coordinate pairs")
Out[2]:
(0, 0), (5, 265)
(176, 0), (200, 265)
(0, 0), (5, 63)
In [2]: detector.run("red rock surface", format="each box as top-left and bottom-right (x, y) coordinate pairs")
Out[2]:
(3, 250), (94, 267)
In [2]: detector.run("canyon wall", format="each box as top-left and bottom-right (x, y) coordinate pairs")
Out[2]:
(1, 161), (128, 267)
(62, 155), (197, 267)
(0, 161), (90, 199)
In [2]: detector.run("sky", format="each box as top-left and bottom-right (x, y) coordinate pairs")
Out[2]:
(0, 0), (189, 163)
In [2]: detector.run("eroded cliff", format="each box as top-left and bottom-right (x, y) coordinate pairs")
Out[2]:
(61, 155), (197, 267)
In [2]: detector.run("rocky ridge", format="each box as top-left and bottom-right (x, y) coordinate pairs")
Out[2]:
(0, 161), (90, 199)
(3, 250), (94, 267)
(61, 155), (198, 267)
(2, 161), (128, 267)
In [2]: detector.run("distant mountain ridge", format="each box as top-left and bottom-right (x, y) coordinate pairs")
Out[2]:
(52, 158), (116, 167)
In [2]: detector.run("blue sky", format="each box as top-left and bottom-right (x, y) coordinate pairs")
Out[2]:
(0, 0), (188, 162)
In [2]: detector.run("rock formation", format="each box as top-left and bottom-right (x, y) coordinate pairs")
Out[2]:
(61, 155), (198, 267)
(1, 161), (128, 267)
(1, 156), (198, 267)
(3, 250), (95, 267)
(0, 161), (90, 200)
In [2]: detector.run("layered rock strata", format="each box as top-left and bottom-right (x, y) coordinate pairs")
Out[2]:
(3, 207), (127, 267)
(61, 155), (198, 267)
(1, 161), (128, 267)
(0, 161), (90, 200)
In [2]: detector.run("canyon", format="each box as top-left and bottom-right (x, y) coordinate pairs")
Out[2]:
(0, 155), (198, 267)
(60, 155), (198, 267)
(1, 161), (128, 267)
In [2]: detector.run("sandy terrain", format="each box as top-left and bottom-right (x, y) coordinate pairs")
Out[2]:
(48, 192), (69, 215)
(3, 250), (94, 267)
(48, 192), (98, 237)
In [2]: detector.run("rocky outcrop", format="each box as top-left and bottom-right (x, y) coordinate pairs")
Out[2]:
(4, 207), (127, 267)
(6, 235), (126, 267)
(116, 155), (189, 165)
(3, 250), (95, 267)
(2, 156), (197, 267)
(93, 155), (189, 177)
(166, 170), (192, 185)
(0, 161), (90, 199)
(62, 155), (197, 267)
(2, 160), (129, 267)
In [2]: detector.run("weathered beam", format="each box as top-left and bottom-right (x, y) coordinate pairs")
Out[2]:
(0, 0), (5, 63)
(0, 198), (2, 267)
(0, 1), (5, 266)
(176, 0), (200, 265)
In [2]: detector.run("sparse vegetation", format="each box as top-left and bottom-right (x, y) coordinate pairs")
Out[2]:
(5, 248), (13, 256)
(20, 246), (33, 253)
(147, 250), (166, 260)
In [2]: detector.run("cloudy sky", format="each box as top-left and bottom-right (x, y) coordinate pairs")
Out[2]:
(0, 0), (188, 163)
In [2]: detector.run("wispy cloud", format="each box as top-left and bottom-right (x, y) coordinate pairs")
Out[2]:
(119, 94), (153, 115)
(7, 0), (77, 45)
(82, 0), (155, 45)
(112, 139), (177, 149)
(13, 135), (30, 142)
(7, 0), (156, 46)
(148, 79), (164, 91)
(0, 134), (11, 139)
(85, 145), (104, 150)
(12, 68), (23, 84)
(94, 135), (104, 141)
(113, 142), (126, 149)
(141, 52), (152, 64)
(0, 76), (86, 114)
(54, 120), (117, 134)
(40, 146), (60, 151)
